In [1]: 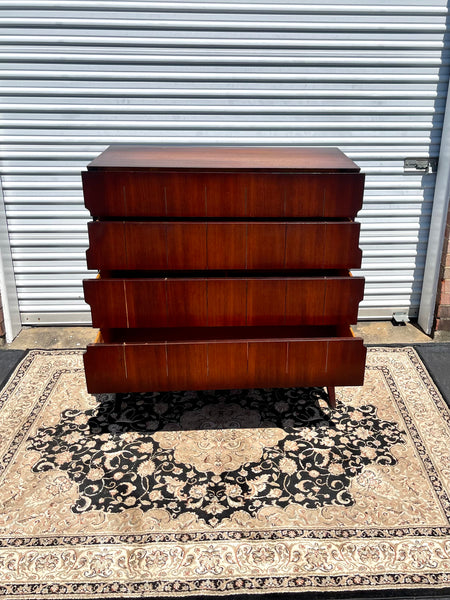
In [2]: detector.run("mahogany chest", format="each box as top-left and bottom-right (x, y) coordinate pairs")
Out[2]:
(82, 145), (366, 407)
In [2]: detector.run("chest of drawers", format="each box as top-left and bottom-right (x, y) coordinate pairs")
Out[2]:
(82, 145), (366, 407)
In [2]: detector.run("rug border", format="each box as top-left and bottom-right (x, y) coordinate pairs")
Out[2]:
(1, 347), (450, 598)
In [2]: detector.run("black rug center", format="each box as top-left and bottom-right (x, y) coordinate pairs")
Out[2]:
(28, 387), (406, 525)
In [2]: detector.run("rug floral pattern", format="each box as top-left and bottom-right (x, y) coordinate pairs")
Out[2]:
(0, 348), (450, 597)
(29, 389), (405, 525)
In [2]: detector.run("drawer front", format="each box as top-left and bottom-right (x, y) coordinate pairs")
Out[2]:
(84, 336), (366, 393)
(82, 171), (364, 218)
(86, 221), (362, 271)
(84, 276), (364, 328)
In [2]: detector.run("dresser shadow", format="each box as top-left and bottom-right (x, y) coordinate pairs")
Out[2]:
(87, 386), (334, 436)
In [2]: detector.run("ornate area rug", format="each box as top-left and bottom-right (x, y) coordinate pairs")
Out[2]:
(1, 347), (450, 598)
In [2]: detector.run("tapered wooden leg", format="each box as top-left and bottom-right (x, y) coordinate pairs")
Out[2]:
(327, 386), (336, 409)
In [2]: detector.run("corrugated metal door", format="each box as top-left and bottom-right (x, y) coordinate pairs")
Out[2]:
(1, 0), (448, 324)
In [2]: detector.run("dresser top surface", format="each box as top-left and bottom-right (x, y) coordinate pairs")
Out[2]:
(87, 145), (360, 173)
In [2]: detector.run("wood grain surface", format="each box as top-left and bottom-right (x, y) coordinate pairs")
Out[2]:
(84, 332), (366, 393)
(87, 145), (360, 172)
(82, 170), (364, 218)
(82, 145), (366, 397)
(84, 276), (364, 329)
(86, 221), (362, 271)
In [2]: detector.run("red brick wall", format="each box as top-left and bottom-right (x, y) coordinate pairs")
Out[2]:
(0, 300), (5, 338)
(0, 291), (5, 338)
(435, 208), (450, 332)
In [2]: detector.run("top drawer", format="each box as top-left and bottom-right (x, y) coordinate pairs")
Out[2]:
(82, 171), (364, 219)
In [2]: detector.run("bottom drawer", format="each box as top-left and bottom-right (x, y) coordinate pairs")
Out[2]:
(84, 326), (366, 394)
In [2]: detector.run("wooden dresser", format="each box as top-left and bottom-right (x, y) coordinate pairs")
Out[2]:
(82, 145), (366, 407)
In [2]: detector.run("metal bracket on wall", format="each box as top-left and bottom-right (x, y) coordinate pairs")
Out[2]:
(404, 157), (438, 174)
(392, 311), (410, 326)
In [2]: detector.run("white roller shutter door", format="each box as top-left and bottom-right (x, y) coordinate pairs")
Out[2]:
(0, 0), (448, 323)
